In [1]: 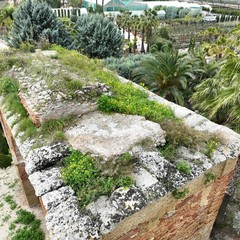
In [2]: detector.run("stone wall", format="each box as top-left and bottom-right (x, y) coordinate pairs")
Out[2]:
(0, 73), (239, 239)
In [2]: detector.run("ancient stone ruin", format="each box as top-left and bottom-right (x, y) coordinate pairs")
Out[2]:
(0, 50), (240, 240)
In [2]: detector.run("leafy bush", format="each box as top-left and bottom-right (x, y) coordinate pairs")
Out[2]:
(204, 172), (216, 184)
(7, 0), (73, 49)
(0, 128), (9, 155)
(75, 14), (123, 58)
(104, 54), (149, 80)
(61, 150), (133, 207)
(0, 5), (14, 30)
(0, 153), (12, 168)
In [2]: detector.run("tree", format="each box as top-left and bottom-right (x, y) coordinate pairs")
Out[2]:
(132, 48), (194, 106)
(191, 56), (240, 133)
(116, 10), (132, 53)
(7, 0), (73, 49)
(44, 0), (61, 8)
(75, 14), (123, 58)
(142, 9), (158, 53)
(0, 5), (14, 29)
(130, 15), (140, 53)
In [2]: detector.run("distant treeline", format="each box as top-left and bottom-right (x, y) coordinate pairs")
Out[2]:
(195, 0), (240, 4)
(212, 7), (240, 17)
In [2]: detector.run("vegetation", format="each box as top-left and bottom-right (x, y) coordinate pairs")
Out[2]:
(0, 154), (12, 168)
(132, 48), (194, 106)
(0, 5), (14, 29)
(172, 188), (189, 199)
(176, 160), (191, 175)
(75, 14), (123, 58)
(7, 0), (73, 49)
(12, 213), (44, 240)
(4, 195), (17, 210)
(191, 55), (240, 133)
(50, 47), (219, 153)
(104, 54), (150, 80)
(0, 76), (37, 141)
(204, 172), (217, 185)
(61, 150), (133, 207)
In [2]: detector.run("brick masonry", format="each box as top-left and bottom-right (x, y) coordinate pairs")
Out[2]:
(103, 159), (237, 240)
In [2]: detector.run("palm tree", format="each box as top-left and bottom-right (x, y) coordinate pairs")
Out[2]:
(130, 15), (140, 53)
(202, 35), (236, 60)
(139, 9), (158, 53)
(116, 10), (132, 53)
(139, 14), (146, 53)
(132, 48), (194, 106)
(191, 55), (240, 133)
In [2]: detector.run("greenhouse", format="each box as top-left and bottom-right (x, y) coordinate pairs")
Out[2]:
(103, 0), (148, 12)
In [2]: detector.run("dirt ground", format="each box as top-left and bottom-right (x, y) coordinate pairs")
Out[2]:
(0, 165), (48, 240)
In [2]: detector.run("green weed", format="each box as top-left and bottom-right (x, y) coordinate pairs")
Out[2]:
(2, 214), (10, 222)
(61, 150), (133, 208)
(14, 209), (35, 225)
(204, 139), (219, 159)
(4, 195), (17, 210)
(9, 223), (16, 230)
(12, 225), (45, 240)
(176, 160), (191, 175)
(159, 143), (176, 160)
(172, 188), (189, 199)
(204, 172), (216, 184)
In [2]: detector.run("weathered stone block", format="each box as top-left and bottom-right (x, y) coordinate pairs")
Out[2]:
(41, 186), (75, 211)
(28, 167), (64, 196)
(25, 142), (70, 175)
(46, 196), (99, 240)
(65, 112), (166, 160)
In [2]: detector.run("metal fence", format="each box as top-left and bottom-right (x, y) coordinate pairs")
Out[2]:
(52, 8), (87, 18)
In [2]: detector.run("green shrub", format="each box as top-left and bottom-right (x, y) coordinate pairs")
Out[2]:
(0, 52), (26, 74)
(97, 83), (176, 123)
(159, 143), (176, 160)
(104, 54), (149, 80)
(15, 209), (35, 225)
(12, 209), (44, 240)
(0, 77), (19, 94)
(12, 225), (45, 240)
(0, 154), (12, 168)
(61, 150), (133, 207)
(75, 14), (123, 58)
(19, 42), (35, 53)
(0, 5), (14, 28)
